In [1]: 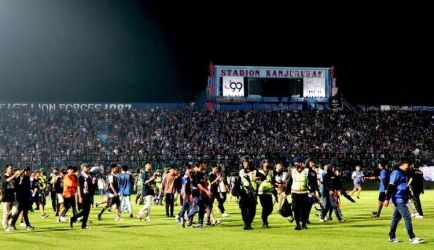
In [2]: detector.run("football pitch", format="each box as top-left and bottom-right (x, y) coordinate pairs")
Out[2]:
(1, 190), (432, 250)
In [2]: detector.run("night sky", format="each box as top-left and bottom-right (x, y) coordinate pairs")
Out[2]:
(0, 0), (431, 105)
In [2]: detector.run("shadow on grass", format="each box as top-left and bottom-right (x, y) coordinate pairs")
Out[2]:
(11, 227), (72, 233)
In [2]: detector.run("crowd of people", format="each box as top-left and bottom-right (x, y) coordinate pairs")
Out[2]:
(0, 108), (432, 173)
(0, 157), (426, 243)
(0, 161), (230, 231)
(0, 107), (431, 243)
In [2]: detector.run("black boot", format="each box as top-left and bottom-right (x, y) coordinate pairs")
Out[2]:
(302, 221), (308, 229)
(262, 219), (269, 228)
(244, 223), (253, 230)
(294, 221), (301, 230)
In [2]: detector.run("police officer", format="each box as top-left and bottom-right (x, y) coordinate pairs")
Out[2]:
(284, 157), (314, 230)
(256, 159), (274, 228)
(236, 157), (258, 230)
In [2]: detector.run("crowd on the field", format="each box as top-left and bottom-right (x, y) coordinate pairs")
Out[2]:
(0, 157), (425, 240)
(0, 108), (432, 171)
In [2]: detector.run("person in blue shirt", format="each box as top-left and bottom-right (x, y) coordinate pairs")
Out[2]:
(371, 161), (390, 217)
(118, 165), (134, 218)
(384, 160), (423, 244)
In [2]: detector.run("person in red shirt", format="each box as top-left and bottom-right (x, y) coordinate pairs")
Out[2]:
(58, 166), (78, 222)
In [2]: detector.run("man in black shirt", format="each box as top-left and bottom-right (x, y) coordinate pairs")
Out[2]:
(138, 162), (156, 222)
(305, 159), (319, 224)
(98, 164), (121, 221)
(11, 167), (34, 230)
(186, 161), (210, 227)
(409, 164), (424, 218)
(54, 169), (66, 219)
(2, 164), (22, 232)
(48, 168), (59, 214)
(70, 163), (94, 229)
(179, 163), (193, 227)
(207, 164), (223, 225)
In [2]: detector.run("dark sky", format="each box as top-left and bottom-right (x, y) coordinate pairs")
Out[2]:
(0, 0), (432, 104)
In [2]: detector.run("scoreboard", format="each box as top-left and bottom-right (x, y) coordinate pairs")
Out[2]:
(206, 64), (336, 110)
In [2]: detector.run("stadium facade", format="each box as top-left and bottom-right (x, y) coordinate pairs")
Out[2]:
(206, 63), (338, 110)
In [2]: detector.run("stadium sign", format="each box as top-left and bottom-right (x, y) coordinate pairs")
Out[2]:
(206, 64), (335, 110)
(0, 103), (132, 111)
(220, 68), (325, 78)
(222, 76), (245, 97)
(303, 78), (326, 98)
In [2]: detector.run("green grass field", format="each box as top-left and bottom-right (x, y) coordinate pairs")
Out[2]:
(1, 190), (432, 249)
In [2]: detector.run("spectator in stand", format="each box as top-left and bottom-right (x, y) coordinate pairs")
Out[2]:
(0, 108), (431, 174)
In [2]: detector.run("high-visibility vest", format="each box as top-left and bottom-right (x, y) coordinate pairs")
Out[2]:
(291, 168), (309, 194)
(258, 170), (273, 195)
(239, 169), (257, 191)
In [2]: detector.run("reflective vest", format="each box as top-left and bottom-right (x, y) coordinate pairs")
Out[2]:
(291, 168), (309, 194)
(258, 170), (273, 195)
(239, 169), (257, 191)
